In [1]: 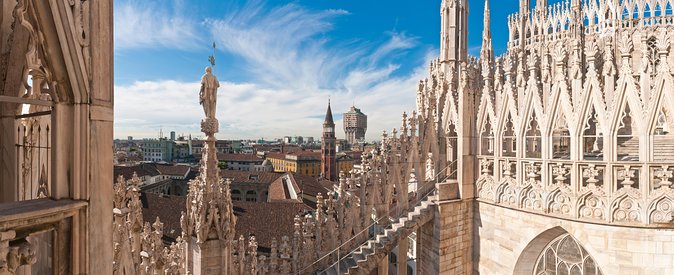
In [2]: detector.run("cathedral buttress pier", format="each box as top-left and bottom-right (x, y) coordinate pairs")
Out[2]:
(182, 67), (237, 274)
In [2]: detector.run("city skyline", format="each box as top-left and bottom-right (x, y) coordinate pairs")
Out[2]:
(113, 0), (565, 140)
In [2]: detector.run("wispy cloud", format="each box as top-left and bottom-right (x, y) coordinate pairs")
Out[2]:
(206, 1), (355, 91)
(114, 1), (433, 140)
(114, 0), (203, 50)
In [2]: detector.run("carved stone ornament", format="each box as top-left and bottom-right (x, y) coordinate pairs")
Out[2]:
(0, 231), (37, 275)
(200, 118), (219, 136)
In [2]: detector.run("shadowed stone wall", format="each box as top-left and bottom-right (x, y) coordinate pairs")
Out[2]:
(474, 201), (674, 274)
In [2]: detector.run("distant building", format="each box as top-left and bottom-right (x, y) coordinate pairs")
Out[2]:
(218, 153), (273, 172)
(173, 139), (193, 163)
(221, 170), (283, 202)
(343, 105), (367, 145)
(113, 163), (193, 195)
(139, 138), (174, 162)
(266, 151), (322, 177)
(192, 139), (234, 159)
(321, 101), (337, 181)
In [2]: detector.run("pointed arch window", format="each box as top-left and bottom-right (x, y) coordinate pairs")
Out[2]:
(582, 108), (604, 160)
(552, 112), (571, 159)
(653, 106), (674, 161)
(534, 234), (603, 275)
(616, 104), (639, 161)
(525, 112), (542, 158)
(480, 117), (495, 155)
(647, 36), (660, 76)
(502, 114), (517, 157)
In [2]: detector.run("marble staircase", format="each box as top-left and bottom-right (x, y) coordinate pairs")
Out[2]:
(318, 194), (437, 275)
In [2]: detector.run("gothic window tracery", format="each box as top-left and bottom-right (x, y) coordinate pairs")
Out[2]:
(552, 112), (571, 159)
(525, 112), (542, 158)
(480, 117), (495, 155)
(582, 109), (604, 160)
(653, 106), (674, 161)
(533, 234), (603, 275)
(647, 36), (660, 75)
(616, 105), (639, 161)
(502, 114), (517, 157)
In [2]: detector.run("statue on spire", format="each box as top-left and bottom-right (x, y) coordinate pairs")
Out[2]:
(199, 66), (219, 120)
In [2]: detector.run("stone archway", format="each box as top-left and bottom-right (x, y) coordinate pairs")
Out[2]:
(513, 227), (603, 275)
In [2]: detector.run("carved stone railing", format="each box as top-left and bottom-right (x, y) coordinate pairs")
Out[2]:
(476, 156), (674, 226)
(0, 199), (86, 274)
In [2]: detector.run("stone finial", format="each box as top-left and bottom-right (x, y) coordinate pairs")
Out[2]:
(401, 112), (408, 137)
(113, 175), (128, 210)
(619, 32), (633, 58)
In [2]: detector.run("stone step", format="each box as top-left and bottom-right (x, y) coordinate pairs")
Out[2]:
(318, 192), (440, 275)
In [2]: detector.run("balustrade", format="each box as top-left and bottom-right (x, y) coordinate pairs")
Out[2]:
(477, 155), (674, 225)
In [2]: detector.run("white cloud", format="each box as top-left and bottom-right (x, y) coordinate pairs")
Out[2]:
(206, 2), (354, 91)
(114, 0), (203, 50)
(114, 1), (434, 141)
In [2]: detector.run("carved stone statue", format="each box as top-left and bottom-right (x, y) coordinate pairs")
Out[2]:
(199, 66), (220, 120)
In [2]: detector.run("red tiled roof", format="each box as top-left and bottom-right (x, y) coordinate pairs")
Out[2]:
(232, 201), (311, 253)
(154, 164), (190, 176)
(220, 170), (283, 184)
(268, 176), (290, 201)
(266, 150), (321, 161)
(114, 164), (160, 180)
(218, 153), (263, 162)
(140, 192), (310, 253)
(140, 193), (184, 242)
(114, 163), (191, 181)
(290, 173), (330, 197)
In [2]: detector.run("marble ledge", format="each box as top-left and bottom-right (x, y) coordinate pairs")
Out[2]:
(0, 198), (87, 233)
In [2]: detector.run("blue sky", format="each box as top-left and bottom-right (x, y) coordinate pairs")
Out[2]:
(114, 0), (563, 140)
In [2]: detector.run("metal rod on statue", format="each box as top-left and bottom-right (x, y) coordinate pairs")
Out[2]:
(209, 42), (216, 75)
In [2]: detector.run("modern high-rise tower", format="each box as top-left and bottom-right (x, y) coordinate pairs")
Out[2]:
(321, 101), (336, 181)
(343, 105), (367, 145)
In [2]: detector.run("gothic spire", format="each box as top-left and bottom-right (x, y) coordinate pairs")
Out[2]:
(440, 0), (468, 64)
(519, 0), (530, 13)
(481, 0), (494, 79)
(324, 99), (334, 125)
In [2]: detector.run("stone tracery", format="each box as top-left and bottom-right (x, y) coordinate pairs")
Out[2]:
(476, 0), (674, 227)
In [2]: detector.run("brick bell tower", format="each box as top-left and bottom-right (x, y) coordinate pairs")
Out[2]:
(321, 100), (336, 181)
